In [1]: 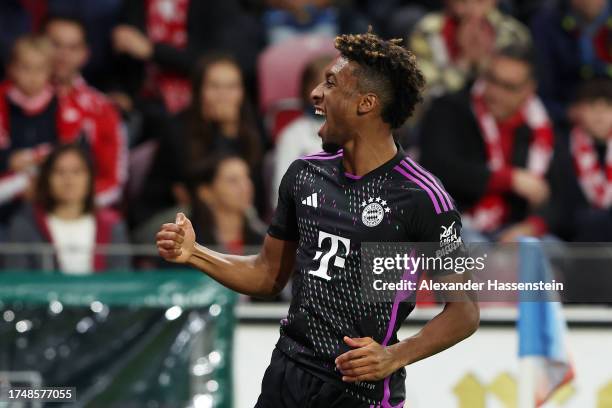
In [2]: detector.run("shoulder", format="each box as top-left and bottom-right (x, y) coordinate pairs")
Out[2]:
(296, 149), (343, 168)
(392, 156), (458, 216)
(278, 150), (342, 185)
(71, 82), (119, 116)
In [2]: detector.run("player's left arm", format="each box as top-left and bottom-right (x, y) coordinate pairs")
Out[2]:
(337, 190), (479, 382)
(336, 273), (479, 383)
(392, 272), (479, 366)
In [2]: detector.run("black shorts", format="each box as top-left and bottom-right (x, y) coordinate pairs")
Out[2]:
(254, 348), (374, 408)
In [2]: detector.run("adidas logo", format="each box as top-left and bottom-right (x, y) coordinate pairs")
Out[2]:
(301, 192), (318, 208)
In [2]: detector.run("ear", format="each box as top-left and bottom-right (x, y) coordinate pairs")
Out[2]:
(357, 93), (378, 115)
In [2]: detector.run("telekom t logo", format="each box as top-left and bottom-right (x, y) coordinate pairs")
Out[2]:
(308, 231), (351, 281)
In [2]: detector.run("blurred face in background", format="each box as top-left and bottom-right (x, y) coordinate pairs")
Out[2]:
(201, 61), (244, 125)
(571, 0), (607, 21)
(447, 0), (496, 20)
(576, 99), (612, 142)
(9, 46), (52, 97)
(198, 158), (253, 214)
(482, 55), (535, 121)
(46, 20), (89, 84)
(49, 150), (91, 208)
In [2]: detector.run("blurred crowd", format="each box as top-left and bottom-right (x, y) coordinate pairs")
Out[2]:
(0, 0), (611, 274)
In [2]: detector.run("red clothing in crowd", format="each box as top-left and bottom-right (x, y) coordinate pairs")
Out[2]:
(0, 78), (126, 207)
(57, 77), (127, 206)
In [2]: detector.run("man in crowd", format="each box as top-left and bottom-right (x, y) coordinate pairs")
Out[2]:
(45, 15), (126, 207)
(410, 0), (531, 102)
(420, 44), (555, 242)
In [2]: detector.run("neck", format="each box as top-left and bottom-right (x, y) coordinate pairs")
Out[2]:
(342, 121), (397, 176)
(212, 206), (243, 243)
(220, 121), (239, 137)
(52, 202), (86, 220)
(56, 74), (79, 94)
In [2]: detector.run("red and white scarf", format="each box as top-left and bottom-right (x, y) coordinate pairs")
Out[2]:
(469, 80), (555, 232)
(571, 126), (612, 209)
(144, 0), (191, 113)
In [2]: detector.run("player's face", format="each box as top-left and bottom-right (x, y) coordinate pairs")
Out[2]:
(46, 21), (88, 83)
(49, 151), (91, 207)
(482, 56), (535, 121)
(310, 56), (361, 153)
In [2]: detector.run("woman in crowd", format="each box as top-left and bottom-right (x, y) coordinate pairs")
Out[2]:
(6, 144), (130, 273)
(132, 54), (265, 232)
(187, 153), (264, 254)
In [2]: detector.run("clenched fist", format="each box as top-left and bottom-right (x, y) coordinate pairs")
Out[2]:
(156, 213), (196, 264)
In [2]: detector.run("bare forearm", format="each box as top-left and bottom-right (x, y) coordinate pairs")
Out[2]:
(388, 302), (480, 368)
(187, 243), (280, 297)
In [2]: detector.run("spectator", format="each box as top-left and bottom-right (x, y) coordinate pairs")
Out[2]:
(45, 15), (127, 207)
(0, 34), (56, 223)
(261, 0), (340, 44)
(110, 0), (262, 117)
(187, 154), (264, 254)
(549, 78), (612, 241)
(6, 144), (130, 273)
(272, 54), (332, 206)
(531, 0), (612, 128)
(131, 54), (264, 230)
(410, 0), (531, 102)
(0, 0), (122, 90)
(419, 45), (555, 242)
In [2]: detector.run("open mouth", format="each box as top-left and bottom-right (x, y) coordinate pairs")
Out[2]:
(314, 107), (327, 137)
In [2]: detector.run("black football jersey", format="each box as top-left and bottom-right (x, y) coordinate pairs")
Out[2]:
(268, 144), (462, 405)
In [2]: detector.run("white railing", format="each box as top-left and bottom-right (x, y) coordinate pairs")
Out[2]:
(0, 243), (261, 271)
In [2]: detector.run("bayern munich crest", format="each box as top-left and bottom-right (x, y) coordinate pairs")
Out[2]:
(361, 196), (390, 227)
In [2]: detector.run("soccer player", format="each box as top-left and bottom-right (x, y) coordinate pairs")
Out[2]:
(156, 30), (480, 407)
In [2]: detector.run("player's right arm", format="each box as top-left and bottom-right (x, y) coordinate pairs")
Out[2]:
(157, 160), (302, 297)
(157, 213), (297, 297)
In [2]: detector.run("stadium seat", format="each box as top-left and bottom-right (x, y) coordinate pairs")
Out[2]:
(257, 34), (336, 114)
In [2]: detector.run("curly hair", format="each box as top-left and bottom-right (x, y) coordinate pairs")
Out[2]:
(334, 28), (425, 129)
